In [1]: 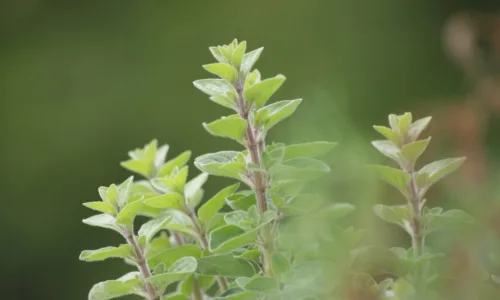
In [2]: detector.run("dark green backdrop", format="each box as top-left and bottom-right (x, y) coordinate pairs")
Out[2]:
(0, 1), (498, 299)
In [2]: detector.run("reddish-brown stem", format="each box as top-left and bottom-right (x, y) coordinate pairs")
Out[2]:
(236, 82), (273, 275)
(124, 231), (157, 300)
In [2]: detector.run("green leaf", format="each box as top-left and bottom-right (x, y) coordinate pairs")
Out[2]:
(203, 63), (238, 82)
(88, 273), (143, 300)
(194, 151), (246, 180)
(185, 172), (209, 209)
(240, 47), (264, 75)
(197, 254), (256, 277)
(209, 46), (227, 63)
(244, 70), (261, 89)
(146, 257), (198, 288)
(256, 99), (302, 131)
(149, 244), (202, 269)
(138, 216), (172, 241)
(244, 276), (279, 292)
(83, 214), (122, 234)
(143, 193), (184, 210)
(271, 252), (291, 277)
(371, 140), (400, 162)
(158, 150), (192, 177)
(209, 225), (258, 253)
(198, 183), (240, 222)
(203, 115), (248, 144)
(408, 116), (432, 141)
(373, 204), (411, 232)
(373, 125), (401, 145)
(234, 248), (262, 260)
(224, 211), (253, 231)
(164, 210), (198, 237)
(117, 177), (134, 207)
(270, 157), (330, 181)
(120, 159), (153, 179)
(147, 233), (171, 260)
(416, 157), (466, 192)
(226, 191), (256, 211)
(368, 165), (411, 195)
(116, 200), (144, 230)
(231, 41), (246, 68)
(244, 75), (286, 108)
(282, 141), (337, 161)
(80, 245), (134, 262)
(83, 202), (117, 216)
(400, 137), (431, 169)
(193, 79), (236, 99)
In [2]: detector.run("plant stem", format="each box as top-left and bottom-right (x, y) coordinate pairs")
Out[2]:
(192, 276), (204, 300)
(187, 209), (229, 291)
(124, 230), (157, 300)
(169, 226), (206, 300)
(408, 171), (423, 259)
(235, 82), (273, 275)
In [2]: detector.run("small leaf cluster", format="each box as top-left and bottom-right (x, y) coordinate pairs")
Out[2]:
(369, 113), (474, 299)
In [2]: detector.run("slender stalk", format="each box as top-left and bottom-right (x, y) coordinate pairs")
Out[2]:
(169, 226), (206, 300)
(186, 209), (229, 291)
(235, 82), (273, 275)
(192, 277), (204, 300)
(124, 230), (157, 300)
(407, 171), (423, 259)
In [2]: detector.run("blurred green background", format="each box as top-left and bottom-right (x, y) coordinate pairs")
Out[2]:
(1, 0), (499, 299)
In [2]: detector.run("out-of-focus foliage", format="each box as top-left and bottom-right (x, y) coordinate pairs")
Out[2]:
(2, 1), (500, 299)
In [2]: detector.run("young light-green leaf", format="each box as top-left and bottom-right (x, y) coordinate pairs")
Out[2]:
(231, 41), (247, 68)
(203, 63), (238, 82)
(157, 150), (192, 177)
(116, 200), (144, 230)
(400, 137), (431, 169)
(209, 225), (258, 253)
(256, 99), (302, 131)
(198, 183), (240, 222)
(240, 47), (264, 75)
(373, 204), (412, 232)
(203, 115), (248, 144)
(194, 151), (246, 180)
(368, 165), (411, 195)
(197, 254), (256, 277)
(146, 257), (198, 288)
(148, 244), (202, 269)
(143, 193), (184, 210)
(416, 157), (466, 191)
(408, 116), (432, 141)
(371, 140), (401, 162)
(373, 125), (401, 145)
(138, 216), (172, 241)
(193, 79), (237, 99)
(88, 273), (143, 300)
(244, 75), (286, 108)
(83, 214), (123, 234)
(83, 201), (118, 216)
(80, 245), (134, 262)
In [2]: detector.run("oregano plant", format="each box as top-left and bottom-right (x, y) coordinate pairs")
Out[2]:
(80, 39), (341, 300)
(192, 39), (346, 299)
(369, 113), (475, 299)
